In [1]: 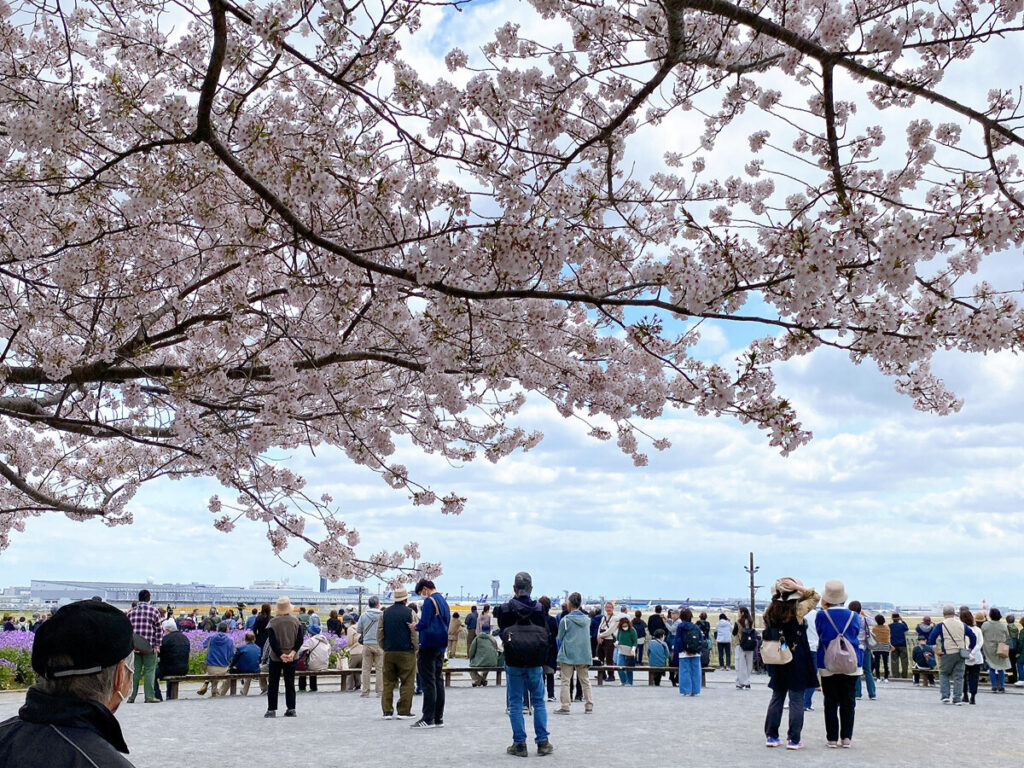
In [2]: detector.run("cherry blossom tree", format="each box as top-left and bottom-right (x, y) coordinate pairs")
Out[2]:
(1, 0), (1022, 580)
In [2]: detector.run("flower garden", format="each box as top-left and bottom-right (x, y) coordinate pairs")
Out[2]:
(0, 629), (348, 690)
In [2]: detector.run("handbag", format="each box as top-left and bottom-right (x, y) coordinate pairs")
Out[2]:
(761, 639), (793, 665)
(760, 626), (792, 665)
(997, 641), (1010, 659)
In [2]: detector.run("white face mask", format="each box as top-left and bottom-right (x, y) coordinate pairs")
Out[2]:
(116, 656), (134, 702)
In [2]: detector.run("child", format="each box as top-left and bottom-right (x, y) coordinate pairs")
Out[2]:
(912, 636), (936, 687)
(647, 629), (671, 686)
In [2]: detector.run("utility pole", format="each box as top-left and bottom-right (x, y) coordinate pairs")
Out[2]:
(745, 552), (760, 626)
(357, 586), (365, 613)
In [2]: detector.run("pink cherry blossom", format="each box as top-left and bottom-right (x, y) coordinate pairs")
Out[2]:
(0, 0), (1022, 581)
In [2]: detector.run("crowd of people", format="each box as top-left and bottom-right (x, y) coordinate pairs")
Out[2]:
(2, 578), (1024, 764)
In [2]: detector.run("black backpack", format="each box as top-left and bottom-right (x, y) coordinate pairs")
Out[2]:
(682, 625), (704, 655)
(740, 627), (758, 651)
(501, 615), (549, 668)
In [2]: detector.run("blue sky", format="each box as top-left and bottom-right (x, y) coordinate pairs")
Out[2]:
(3, 1), (1023, 610)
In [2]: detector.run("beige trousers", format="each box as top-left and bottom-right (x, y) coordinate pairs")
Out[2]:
(361, 644), (384, 694)
(559, 662), (593, 708)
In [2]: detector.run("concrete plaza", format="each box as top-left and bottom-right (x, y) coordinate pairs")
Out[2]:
(2, 673), (1020, 766)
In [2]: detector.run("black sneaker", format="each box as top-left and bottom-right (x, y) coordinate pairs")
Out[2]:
(507, 744), (528, 757)
(434, 720), (445, 728)
(264, 711), (276, 718)
(537, 741), (554, 756)
(410, 719), (434, 729)
(284, 709), (297, 717)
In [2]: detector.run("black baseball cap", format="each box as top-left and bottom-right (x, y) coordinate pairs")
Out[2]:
(32, 600), (133, 679)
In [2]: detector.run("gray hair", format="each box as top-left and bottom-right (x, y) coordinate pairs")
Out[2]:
(34, 654), (123, 704)
(368, 596), (380, 608)
(942, 604), (955, 617)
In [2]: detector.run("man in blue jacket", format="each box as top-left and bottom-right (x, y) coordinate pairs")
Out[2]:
(495, 572), (555, 757)
(197, 622), (235, 698)
(889, 613), (910, 679)
(927, 604), (977, 705)
(229, 632), (262, 695)
(412, 579), (450, 729)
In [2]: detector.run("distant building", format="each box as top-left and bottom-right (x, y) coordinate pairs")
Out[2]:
(23, 579), (366, 609)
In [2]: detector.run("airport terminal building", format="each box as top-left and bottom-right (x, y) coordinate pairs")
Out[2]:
(21, 579), (371, 610)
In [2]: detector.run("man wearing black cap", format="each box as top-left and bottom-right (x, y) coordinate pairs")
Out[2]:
(0, 599), (137, 767)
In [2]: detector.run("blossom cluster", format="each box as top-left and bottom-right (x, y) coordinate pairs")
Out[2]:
(0, 0), (1022, 576)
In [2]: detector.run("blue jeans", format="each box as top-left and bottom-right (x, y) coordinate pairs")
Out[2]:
(803, 688), (814, 709)
(990, 669), (1006, 690)
(506, 666), (549, 745)
(854, 656), (876, 699)
(616, 653), (635, 685)
(678, 656), (701, 695)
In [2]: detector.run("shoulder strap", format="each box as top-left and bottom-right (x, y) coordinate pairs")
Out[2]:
(429, 594), (445, 619)
(823, 609), (842, 634)
(842, 613), (854, 633)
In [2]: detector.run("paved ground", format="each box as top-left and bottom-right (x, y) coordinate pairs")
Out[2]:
(2, 672), (1021, 765)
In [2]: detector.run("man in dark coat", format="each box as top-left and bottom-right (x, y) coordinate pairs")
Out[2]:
(154, 619), (190, 701)
(0, 599), (137, 767)
(495, 572), (555, 757)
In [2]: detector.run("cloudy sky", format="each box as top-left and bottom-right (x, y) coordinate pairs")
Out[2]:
(4, 1), (1023, 609)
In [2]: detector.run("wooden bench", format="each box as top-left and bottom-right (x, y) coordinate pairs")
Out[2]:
(911, 667), (938, 685)
(163, 669), (364, 700)
(443, 666), (504, 687)
(591, 665), (715, 687)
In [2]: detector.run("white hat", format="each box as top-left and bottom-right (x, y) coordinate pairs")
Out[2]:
(161, 619), (178, 632)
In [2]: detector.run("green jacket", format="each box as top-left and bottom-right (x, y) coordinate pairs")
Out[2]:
(469, 633), (502, 667)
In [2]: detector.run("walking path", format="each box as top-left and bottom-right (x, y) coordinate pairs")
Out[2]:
(2, 677), (1020, 765)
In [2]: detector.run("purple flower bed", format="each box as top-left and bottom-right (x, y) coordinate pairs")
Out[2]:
(0, 627), (349, 686)
(0, 631), (34, 651)
(0, 631), (35, 689)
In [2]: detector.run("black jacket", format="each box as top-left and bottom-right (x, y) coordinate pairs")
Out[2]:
(380, 602), (414, 652)
(0, 688), (134, 767)
(156, 631), (190, 677)
(252, 614), (270, 648)
(495, 596), (547, 631)
(647, 613), (667, 639)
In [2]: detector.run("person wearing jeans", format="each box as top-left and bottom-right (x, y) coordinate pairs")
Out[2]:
(675, 608), (702, 696)
(927, 604), (977, 704)
(981, 607), (1011, 693)
(506, 665), (550, 751)
(495, 571), (554, 757)
(850, 602), (876, 700)
(615, 617), (637, 685)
